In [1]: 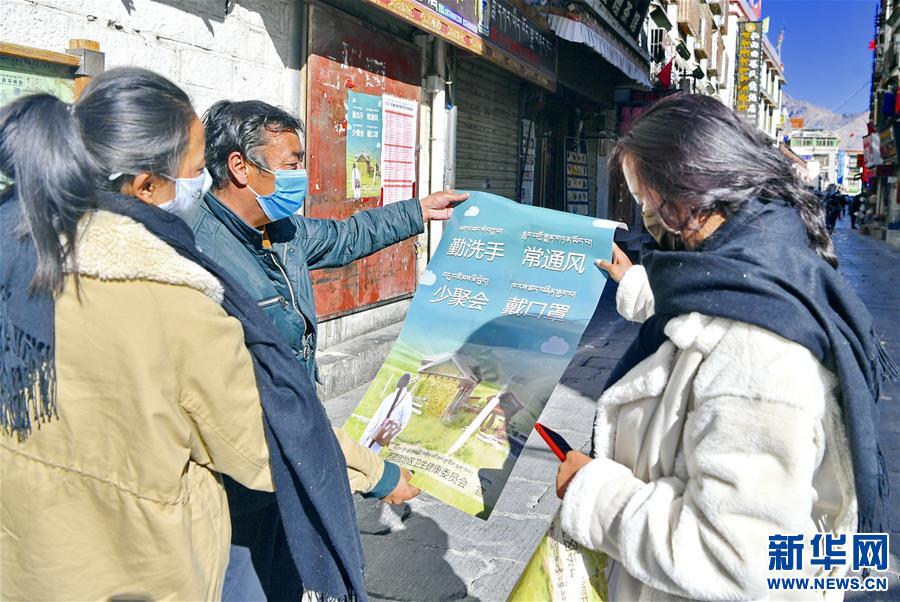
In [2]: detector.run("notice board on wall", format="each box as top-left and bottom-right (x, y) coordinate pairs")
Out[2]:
(0, 43), (77, 106)
(307, 5), (422, 321)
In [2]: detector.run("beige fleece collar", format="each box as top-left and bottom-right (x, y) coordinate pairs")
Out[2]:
(68, 210), (224, 303)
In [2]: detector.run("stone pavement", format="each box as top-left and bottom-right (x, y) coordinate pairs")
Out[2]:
(835, 220), (900, 600)
(324, 218), (900, 601)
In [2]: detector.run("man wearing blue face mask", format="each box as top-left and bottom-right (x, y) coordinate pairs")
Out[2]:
(193, 99), (467, 600)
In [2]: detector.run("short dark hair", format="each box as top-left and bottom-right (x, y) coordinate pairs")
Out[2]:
(203, 100), (304, 189)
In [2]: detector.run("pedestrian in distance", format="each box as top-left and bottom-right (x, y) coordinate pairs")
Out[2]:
(194, 99), (464, 599)
(851, 193), (865, 229)
(0, 67), (366, 601)
(824, 186), (843, 234)
(576, 94), (898, 601)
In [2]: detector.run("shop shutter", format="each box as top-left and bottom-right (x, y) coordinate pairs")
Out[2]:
(454, 59), (521, 200)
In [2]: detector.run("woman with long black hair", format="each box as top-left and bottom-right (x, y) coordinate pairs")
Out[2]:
(0, 68), (364, 600)
(556, 94), (897, 600)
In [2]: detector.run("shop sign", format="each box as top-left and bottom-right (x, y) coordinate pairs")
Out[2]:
(596, 0), (653, 39)
(863, 133), (883, 168)
(414, 0), (480, 33)
(486, 0), (556, 80)
(879, 127), (897, 165)
(564, 137), (589, 215)
(616, 89), (674, 135)
(734, 21), (763, 123)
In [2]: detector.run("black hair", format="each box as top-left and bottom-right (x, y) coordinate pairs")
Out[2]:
(0, 95), (94, 294)
(610, 93), (837, 267)
(76, 67), (195, 192)
(203, 100), (304, 189)
(0, 67), (196, 294)
(397, 373), (412, 389)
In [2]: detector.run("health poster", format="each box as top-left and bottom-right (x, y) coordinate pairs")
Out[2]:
(342, 191), (622, 518)
(346, 91), (382, 200)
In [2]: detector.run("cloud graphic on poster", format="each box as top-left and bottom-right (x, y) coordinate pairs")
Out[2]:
(540, 336), (570, 356)
(464, 206), (480, 217)
(419, 270), (437, 286)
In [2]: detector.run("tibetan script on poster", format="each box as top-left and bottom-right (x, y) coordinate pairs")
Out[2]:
(343, 192), (622, 518)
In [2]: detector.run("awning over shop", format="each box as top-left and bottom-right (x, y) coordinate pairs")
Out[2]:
(546, 15), (651, 87)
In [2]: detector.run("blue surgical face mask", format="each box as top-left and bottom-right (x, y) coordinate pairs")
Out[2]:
(247, 166), (308, 222)
(159, 168), (212, 225)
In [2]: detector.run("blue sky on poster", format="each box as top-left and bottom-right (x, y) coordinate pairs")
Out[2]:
(395, 193), (617, 395)
(762, 0), (878, 113)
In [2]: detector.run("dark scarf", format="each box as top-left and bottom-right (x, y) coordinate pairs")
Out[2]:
(1, 191), (366, 600)
(0, 193), (57, 439)
(604, 197), (898, 533)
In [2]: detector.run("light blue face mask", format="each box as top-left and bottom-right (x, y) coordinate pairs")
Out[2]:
(248, 167), (308, 222)
(159, 168), (212, 225)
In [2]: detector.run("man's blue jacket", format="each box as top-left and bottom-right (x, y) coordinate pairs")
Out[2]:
(193, 191), (424, 385)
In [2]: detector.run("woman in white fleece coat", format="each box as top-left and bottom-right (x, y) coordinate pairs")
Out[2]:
(555, 95), (894, 601)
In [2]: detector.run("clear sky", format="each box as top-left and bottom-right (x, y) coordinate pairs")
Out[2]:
(762, 0), (878, 114)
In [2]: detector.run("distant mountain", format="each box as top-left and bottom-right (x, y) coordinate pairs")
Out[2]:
(781, 93), (868, 151)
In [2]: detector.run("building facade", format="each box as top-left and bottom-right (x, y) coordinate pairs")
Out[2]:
(789, 129), (841, 190)
(865, 0), (899, 229)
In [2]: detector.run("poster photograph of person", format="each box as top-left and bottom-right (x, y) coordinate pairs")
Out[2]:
(343, 192), (622, 518)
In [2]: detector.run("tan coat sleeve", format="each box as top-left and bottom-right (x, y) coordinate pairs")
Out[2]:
(159, 285), (274, 493)
(333, 427), (385, 494)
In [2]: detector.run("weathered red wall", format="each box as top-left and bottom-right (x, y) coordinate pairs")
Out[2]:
(307, 5), (421, 320)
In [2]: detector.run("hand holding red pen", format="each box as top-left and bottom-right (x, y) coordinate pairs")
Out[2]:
(556, 451), (592, 499)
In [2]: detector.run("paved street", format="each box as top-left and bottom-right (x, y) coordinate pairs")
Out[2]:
(835, 220), (900, 600)
(326, 218), (900, 601)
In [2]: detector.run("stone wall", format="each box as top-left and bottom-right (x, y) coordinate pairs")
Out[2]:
(0, 0), (295, 114)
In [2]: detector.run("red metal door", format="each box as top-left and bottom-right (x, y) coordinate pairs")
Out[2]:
(307, 5), (422, 321)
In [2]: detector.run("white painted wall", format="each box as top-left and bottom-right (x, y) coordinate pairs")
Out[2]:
(0, 0), (296, 115)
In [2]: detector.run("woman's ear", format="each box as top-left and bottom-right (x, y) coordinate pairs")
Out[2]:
(130, 173), (157, 205)
(124, 173), (169, 206)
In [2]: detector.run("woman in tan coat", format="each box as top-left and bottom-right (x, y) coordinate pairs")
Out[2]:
(0, 69), (272, 601)
(0, 69), (365, 601)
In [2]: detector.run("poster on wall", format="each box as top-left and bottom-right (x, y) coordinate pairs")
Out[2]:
(342, 192), (622, 518)
(381, 94), (418, 204)
(346, 91), (383, 200)
(565, 138), (589, 216)
(0, 55), (74, 107)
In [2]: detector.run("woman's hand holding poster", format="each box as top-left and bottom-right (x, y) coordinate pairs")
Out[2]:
(343, 191), (622, 518)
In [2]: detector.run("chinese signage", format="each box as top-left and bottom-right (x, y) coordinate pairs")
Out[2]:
(346, 91), (382, 200)
(735, 21), (763, 124)
(343, 192), (621, 518)
(766, 533), (890, 594)
(381, 94), (418, 204)
(597, 0), (653, 39)
(487, 0), (557, 80)
(565, 138), (589, 215)
(361, 0), (556, 90)
(415, 0), (480, 33)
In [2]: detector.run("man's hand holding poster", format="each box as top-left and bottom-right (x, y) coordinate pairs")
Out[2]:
(343, 191), (623, 518)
